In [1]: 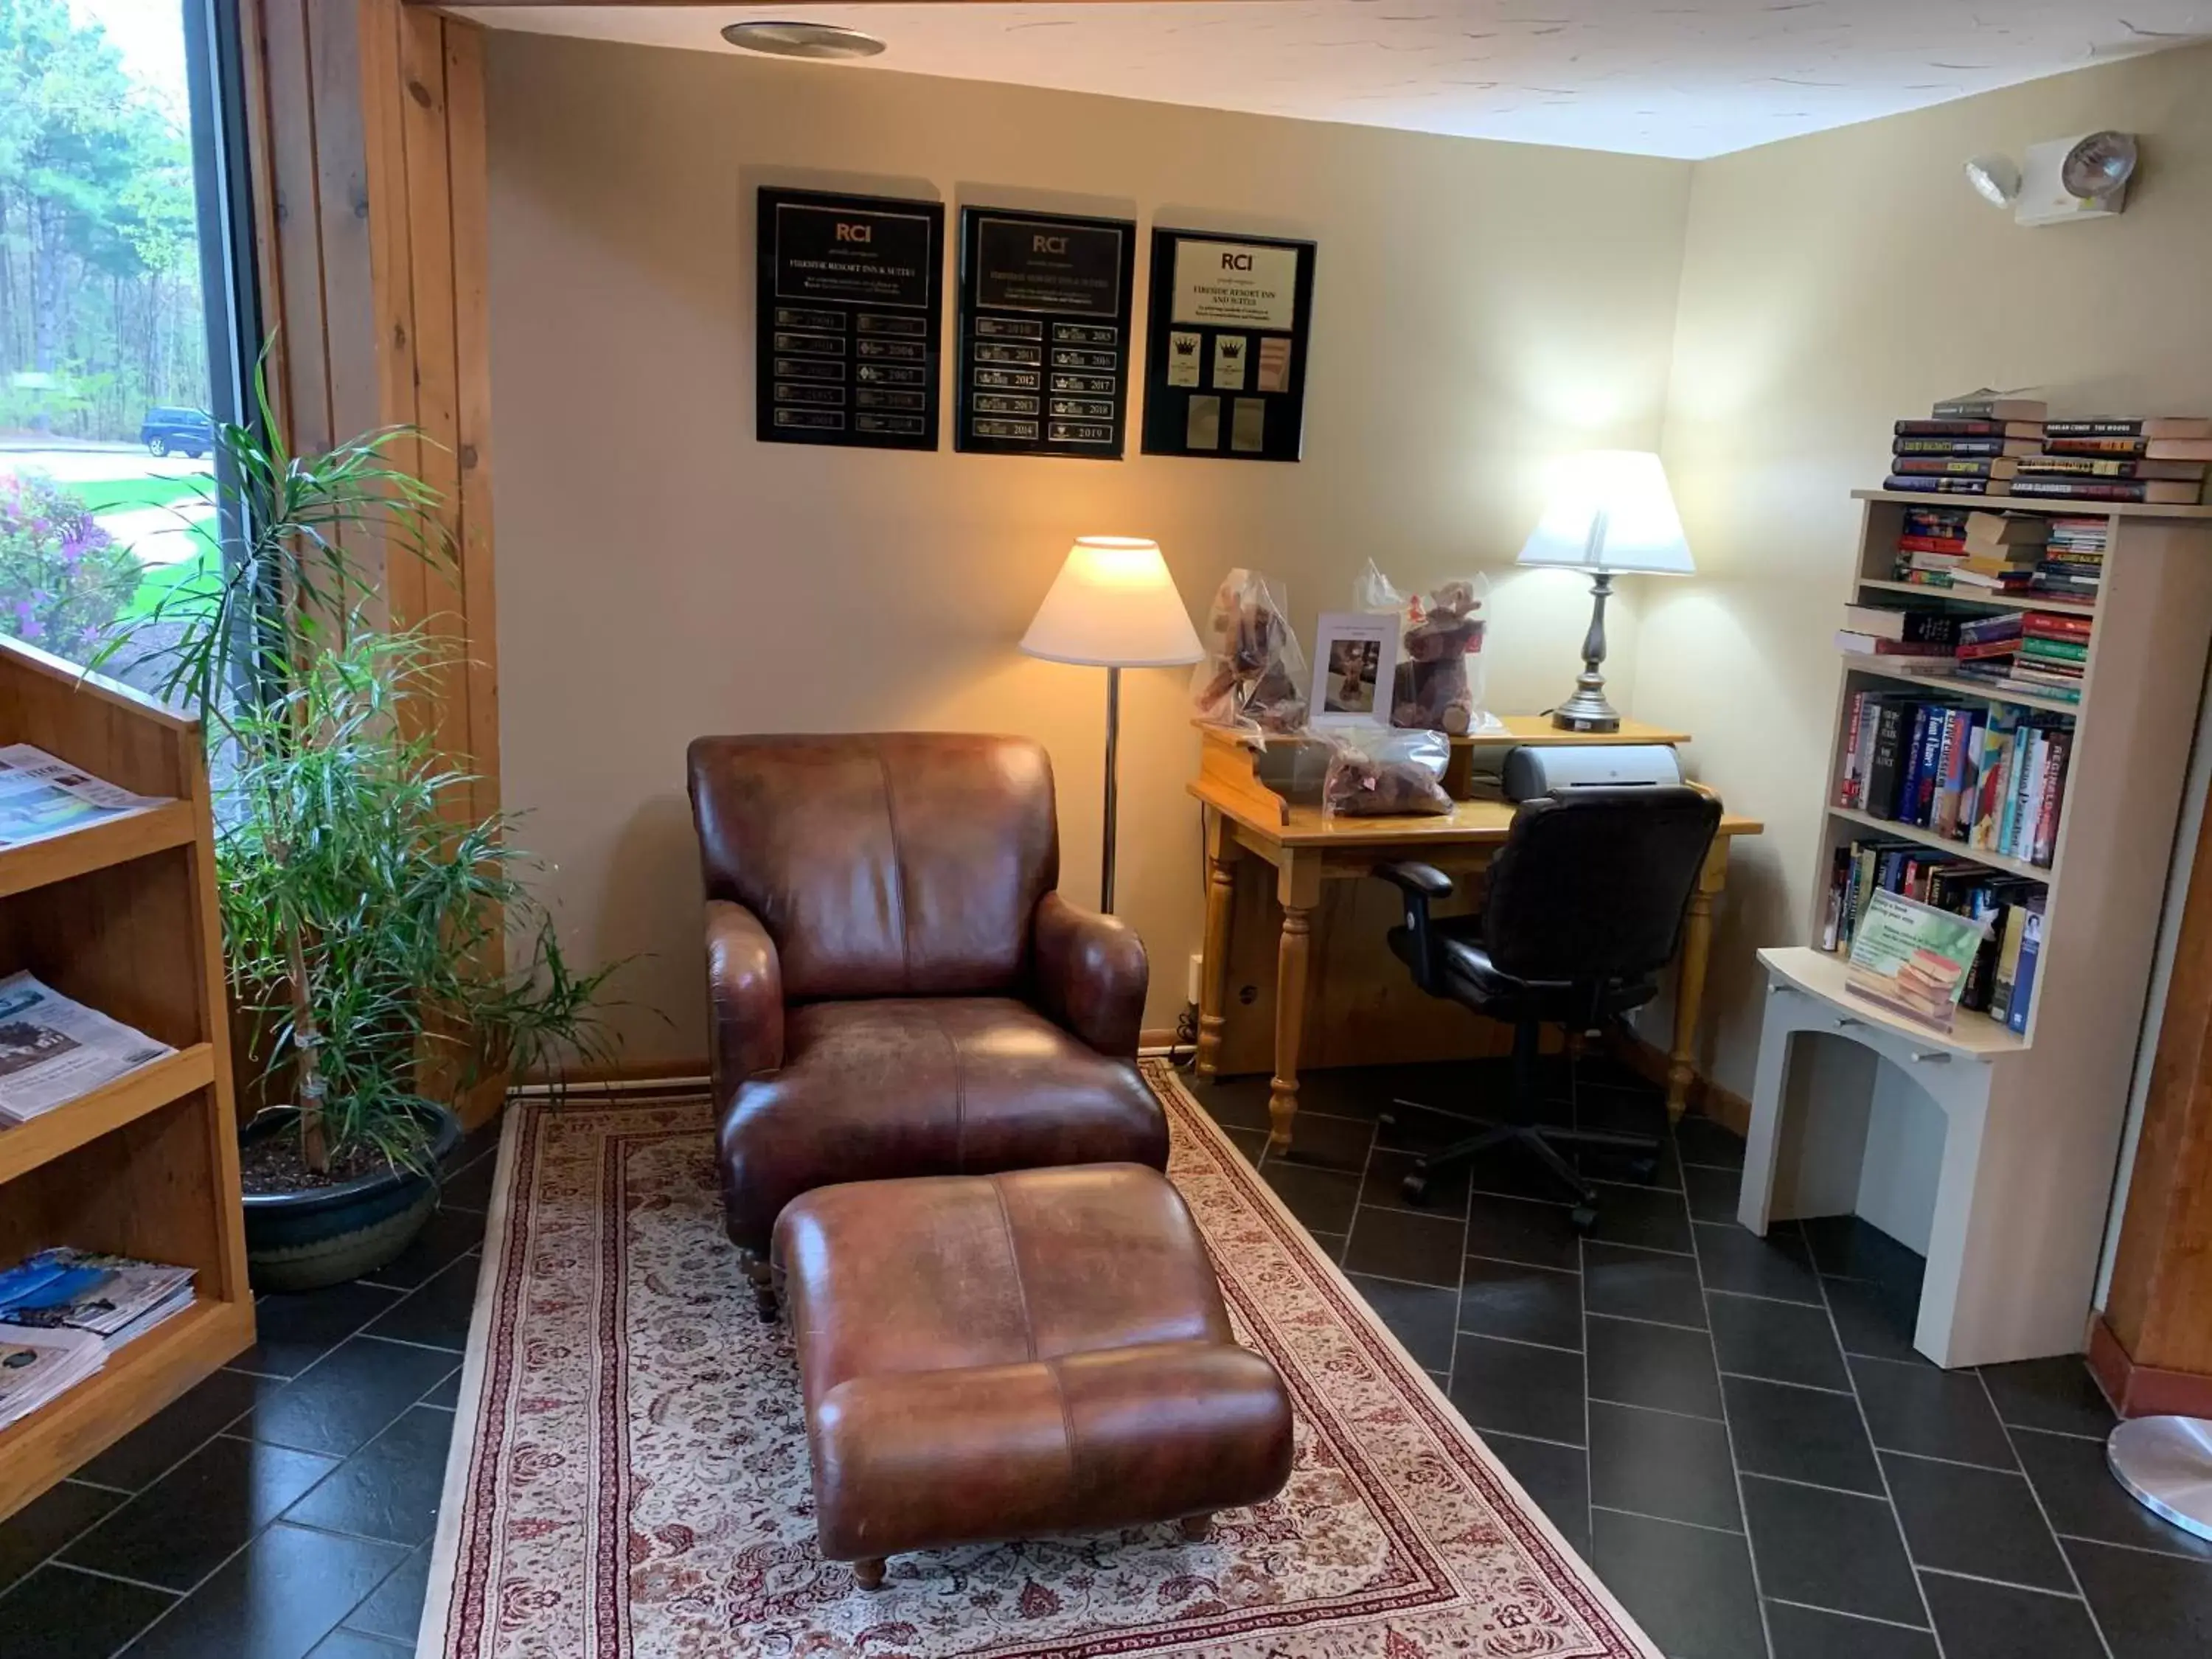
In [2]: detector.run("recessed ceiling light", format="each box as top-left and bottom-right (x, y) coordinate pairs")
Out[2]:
(720, 21), (887, 60)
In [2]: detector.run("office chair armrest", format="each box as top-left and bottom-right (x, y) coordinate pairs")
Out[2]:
(1371, 861), (1454, 901)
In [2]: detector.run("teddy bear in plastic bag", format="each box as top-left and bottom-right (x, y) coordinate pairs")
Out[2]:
(1322, 730), (1455, 818)
(1353, 560), (1491, 735)
(1189, 568), (1310, 736)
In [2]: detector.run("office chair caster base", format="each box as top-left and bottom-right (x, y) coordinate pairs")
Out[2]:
(1401, 1171), (1430, 1203)
(1570, 1205), (1598, 1236)
(1627, 1155), (1660, 1183)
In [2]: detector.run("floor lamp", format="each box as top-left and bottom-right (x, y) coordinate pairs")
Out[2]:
(1020, 538), (1203, 914)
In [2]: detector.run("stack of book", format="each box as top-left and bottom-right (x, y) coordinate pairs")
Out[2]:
(1950, 609), (2091, 706)
(1835, 693), (2074, 867)
(2010, 418), (2211, 506)
(2031, 516), (2107, 602)
(1822, 841), (2045, 1032)
(1884, 394), (2048, 495)
(1891, 509), (2042, 591)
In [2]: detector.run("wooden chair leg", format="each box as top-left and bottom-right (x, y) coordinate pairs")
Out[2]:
(1178, 1513), (1214, 1542)
(740, 1253), (777, 1321)
(852, 1557), (886, 1591)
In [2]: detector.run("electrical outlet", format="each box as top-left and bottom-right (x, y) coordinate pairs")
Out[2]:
(1187, 952), (1204, 1006)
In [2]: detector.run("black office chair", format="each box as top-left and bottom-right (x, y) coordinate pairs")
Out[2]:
(1374, 785), (1722, 1234)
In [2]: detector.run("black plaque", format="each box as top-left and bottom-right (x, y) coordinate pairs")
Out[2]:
(1141, 229), (1315, 463)
(757, 188), (943, 450)
(956, 207), (1136, 459)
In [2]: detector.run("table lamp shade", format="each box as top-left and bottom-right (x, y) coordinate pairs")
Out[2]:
(1020, 538), (1203, 668)
(1517, 450), (1695, 575)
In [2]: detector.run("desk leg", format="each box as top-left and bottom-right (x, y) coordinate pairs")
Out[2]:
(1267, 855), (1322, 1152)
(1196, 813), (1237, 1081)
(1668, 850), (1725, 1123)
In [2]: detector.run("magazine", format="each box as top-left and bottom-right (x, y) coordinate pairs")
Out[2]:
(0, 743), (164, 850)
(0, 1324), (103, 1431)
(0, 972), (175, 1125)
(0, 1248), (196, 1350)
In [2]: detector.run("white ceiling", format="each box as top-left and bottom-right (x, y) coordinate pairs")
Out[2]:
(460, 1), (2212, 159)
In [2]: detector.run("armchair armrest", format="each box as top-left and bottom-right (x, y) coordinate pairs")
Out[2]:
(1372, 861), (1454, 996)
(1032, 891), (1147, 1057)
(706, 900), (785, 1093)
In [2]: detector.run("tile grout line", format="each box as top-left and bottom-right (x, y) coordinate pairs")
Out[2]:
(1809, 1248), (1951, 1659)
(1674, 1125), (1781, 1659)
(1972, 1368), (2117, 1658)
(1592, 1502), (1745, 1540)
(1914, 1562), (2087, 1600)
(1762, 1593), (1933, 1633)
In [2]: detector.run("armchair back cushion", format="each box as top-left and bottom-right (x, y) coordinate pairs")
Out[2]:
(688, 733), (1059, 1001)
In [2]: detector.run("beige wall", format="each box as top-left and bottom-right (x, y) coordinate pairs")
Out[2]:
(484, 32), (1694, 1065)
(1641, 40), (2212, 1100)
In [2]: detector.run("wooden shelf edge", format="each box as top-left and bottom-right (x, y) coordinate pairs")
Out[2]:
(1759, 945), (2026, 1060)
(0, 1045), (218, 1187)
(0, 801), (196, 901)
(1826, 805), (2053, 885)
(0, 1296), (254, 1520)
(1853, 488), (2212, 521)
(1841, 656), (2084, 716)
(1854, 578), (2098, 619)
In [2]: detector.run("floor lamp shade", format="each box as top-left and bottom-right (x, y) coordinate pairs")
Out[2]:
(1020, 538), (1202, 913)
(1517, 451), (1694, 731)
(1020, 538), (1205, 667)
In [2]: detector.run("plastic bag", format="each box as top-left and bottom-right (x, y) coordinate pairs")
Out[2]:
(1189, 568), (1310, 736)
(1322, 729), (1454, 818)
(1353, 560), (1492, 735)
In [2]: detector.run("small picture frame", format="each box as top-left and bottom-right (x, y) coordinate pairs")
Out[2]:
(1309, 611), (1402, 728)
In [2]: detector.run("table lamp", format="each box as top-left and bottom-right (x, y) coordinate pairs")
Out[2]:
(1020, 537), (1203, 912)
(1517, 449), (1695, 732)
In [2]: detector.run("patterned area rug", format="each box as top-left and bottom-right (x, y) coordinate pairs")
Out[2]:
(419, 1062), (1658, 1658)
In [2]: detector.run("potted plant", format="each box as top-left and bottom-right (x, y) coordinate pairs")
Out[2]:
(108, 381), (618, 1289)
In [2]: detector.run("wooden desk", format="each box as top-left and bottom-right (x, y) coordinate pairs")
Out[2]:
(1189, 718), (1763, 1150)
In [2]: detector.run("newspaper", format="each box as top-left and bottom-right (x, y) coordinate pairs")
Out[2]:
(0, 972), (174, 1125)
(0, 1248), (196, 1348)
(0, 743), (164, 849)
(0, 1324), (103, 1431)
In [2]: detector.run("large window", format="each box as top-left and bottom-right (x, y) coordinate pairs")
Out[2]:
(0, 0), (252, 691)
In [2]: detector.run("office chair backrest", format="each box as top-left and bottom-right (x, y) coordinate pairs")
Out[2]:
(1482, 786), (1722, 988)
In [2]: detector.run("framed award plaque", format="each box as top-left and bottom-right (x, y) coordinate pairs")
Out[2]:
(1140, 229), (1315, 462)
(956, 206), (1137, 459)
(757, 187), (944, 451)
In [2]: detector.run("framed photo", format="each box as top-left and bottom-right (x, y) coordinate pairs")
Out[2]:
(1309, 611), (1401, 728)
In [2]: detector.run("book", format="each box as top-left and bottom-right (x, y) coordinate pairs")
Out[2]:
(2020, 637), (2088, 663)
(2006, 902), (2045, 1034)
(1972, 712), (2020, 847)
(1893, 456), (2019, 479)
(1992, 905), (2028, 1015)
(1962, 511), (2048, 549)
(1821, 846), (1850, 950)
(2045, 417), (2212, 440)
(1865, 702), (1912, 819)
(2005, 477), (2203, 505)
(1893, 437), (2042, 459)
(2014, 456), (2206, 482)
(1899, 534), (1968, 554)
(2031, 728), (2072, 865)
(1837, 631), (1955, 663)
(2045, 437), (2212, 464)
(1896, 419), (2046, 439)
(1885, 474), (1993, 495)
(1933, 391), (2048, 422)
(1842, 606), (1962, 644)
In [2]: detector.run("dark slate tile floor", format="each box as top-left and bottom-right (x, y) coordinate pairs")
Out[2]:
(1197, 1052), (2212, 1659)
(0, 1120), (499, 1659)
(7, 1065), (2212, 1659)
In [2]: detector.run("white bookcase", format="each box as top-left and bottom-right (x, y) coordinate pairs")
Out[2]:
(1741, 488), (2212, 1367)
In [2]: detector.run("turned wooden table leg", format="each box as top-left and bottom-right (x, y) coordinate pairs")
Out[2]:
(1197, 813), (1237, 1080)
(1669, 851), (1724, 1124)
(1267, 855), (1322, 1152)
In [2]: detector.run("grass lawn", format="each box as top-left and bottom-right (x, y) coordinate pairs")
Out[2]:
(71, 474), (211, 513)
(125, 536), (221, 620)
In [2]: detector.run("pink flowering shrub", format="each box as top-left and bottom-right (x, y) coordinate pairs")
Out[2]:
(0, 472), (145, 664)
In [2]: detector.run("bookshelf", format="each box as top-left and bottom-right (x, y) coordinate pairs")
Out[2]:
(0, 638), (253, 1521)
(1742, 490), (2212, 1368)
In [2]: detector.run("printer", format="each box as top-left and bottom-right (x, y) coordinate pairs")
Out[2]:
(1500, 743), (1683, 801)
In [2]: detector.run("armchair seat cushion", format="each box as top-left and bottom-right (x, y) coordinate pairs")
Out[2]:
(719, 997), (1167, 1251)
(1389, 917), (1657, 1026)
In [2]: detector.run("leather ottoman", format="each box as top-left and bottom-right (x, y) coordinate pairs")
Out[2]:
(771, 1163), (1295, 1589)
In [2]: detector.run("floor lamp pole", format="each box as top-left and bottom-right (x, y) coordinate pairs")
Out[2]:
(1101, 666), (1121, 913)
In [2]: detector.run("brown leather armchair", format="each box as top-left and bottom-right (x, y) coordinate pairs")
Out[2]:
(689, 733), (1166, 1302)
